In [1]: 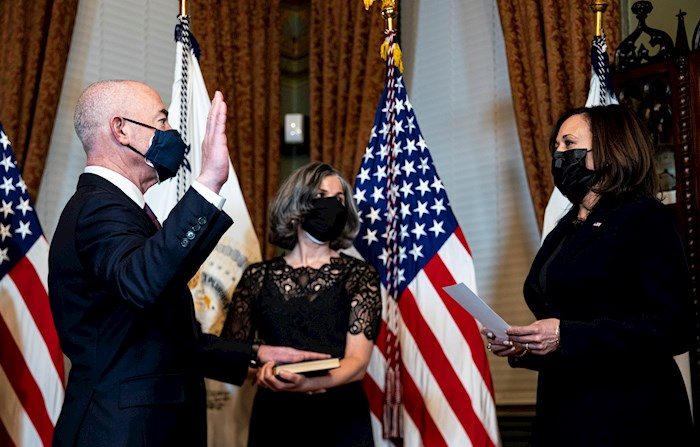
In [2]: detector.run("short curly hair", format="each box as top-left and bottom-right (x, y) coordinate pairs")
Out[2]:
(268, 162), (360, 250)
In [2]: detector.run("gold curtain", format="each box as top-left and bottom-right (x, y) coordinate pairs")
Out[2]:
(309, 0), (386, 184)
(0, 0), (79, 201)
(496, 0), (620, 228)
(192, 0), (281, 258)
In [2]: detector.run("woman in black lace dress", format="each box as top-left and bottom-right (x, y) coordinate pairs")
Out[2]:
(222, 162), (382, 447)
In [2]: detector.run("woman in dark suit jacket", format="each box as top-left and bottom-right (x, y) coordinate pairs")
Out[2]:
(485, 105), (695, 446)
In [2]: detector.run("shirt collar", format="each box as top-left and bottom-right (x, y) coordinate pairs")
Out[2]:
(84, 165), (145, 208)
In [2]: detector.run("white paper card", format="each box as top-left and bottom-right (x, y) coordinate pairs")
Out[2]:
(443, 282), (510, 339)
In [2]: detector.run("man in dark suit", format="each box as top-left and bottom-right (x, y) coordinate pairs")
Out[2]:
(49, 80), (326, 447)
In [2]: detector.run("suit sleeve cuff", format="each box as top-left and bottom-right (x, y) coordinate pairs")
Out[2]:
(192, 180), (226, 210)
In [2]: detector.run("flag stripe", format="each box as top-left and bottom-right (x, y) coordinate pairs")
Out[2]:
(9, 256), (64, 381)
(400, 360), (450, 447)
(0, 315), (54, 446)
(0, 275), (64, 424)
(25, 237), (49, 291)
(411, 270), (500, 442)
(400, 289), (496, 446)
(424, 251), (492, 389)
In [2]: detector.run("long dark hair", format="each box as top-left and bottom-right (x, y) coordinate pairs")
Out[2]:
(549, 104), (660, 198)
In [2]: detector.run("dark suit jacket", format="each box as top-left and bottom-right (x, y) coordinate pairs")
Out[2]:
(510, 195), (695, 446)
(49, 173), (251, 447)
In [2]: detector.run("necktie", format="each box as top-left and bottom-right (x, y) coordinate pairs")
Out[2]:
(143, 203), (162, 230)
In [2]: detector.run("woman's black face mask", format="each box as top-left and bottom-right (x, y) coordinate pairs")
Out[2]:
(552, 148), (597, 205)
(302, 196), (348, 243)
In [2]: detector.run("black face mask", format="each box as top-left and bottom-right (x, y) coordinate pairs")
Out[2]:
(302, 196), (348, 243)
(122, 117), (187, 182)
(552, 148), (597, 205)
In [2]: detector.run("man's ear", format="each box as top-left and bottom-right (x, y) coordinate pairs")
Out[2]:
(110, 116), (130, 146)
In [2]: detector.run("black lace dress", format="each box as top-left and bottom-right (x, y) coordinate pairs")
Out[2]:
(222, 253), (382, 447)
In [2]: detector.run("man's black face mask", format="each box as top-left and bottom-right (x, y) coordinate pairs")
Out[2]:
(121, 117), (187, 182)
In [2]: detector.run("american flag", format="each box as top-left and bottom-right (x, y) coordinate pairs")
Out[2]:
(0, 123), (64, 446)
(354, 33), (500, 446)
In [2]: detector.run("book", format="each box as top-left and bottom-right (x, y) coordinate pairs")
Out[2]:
(273, 358), (340, 376)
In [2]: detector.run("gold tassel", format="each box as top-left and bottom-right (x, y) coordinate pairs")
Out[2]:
(364, 0), (375, 10)
(379, 38), (404, 73)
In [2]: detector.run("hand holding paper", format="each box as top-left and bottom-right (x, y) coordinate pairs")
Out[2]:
(443, 283), (510, 339)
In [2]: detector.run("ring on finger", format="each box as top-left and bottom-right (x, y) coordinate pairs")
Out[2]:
(525, 342), (530, 351)
(487, 342), (492, 352)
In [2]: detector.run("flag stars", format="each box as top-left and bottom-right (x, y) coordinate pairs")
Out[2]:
(431, 198), (446, 216)
(406, 116), (416, 134)
(0, 223), (11, 241)
(362, 228), (378, 246)
(400, 224), (409, 241)
(404, 97), (412, 111)
(0, 154), (15, 172)
(379, 122), (390, 137)
(419, 157), (430, 175)
(0, 200), (14, 218)
(394, 99), (405, 115)
(16, 198), (33, 216)
(378, 144), (389, 160)
(399, 202), (411, 219)
(396, 77), (404, 93)
(0, 177), (16, 195)
(404, 139), (417, 156)
(15, 178), (26, 194)
(393, 119), (404, 136)
(398, 245), (407, 263)
(371, 186), (385, 203)
(373, 165), (387, 182)
(0, 131), (9, 150)
(416, 179), (431, 196)
(0, 247), (9, 265)
(399, 181), (414, 198)
(411, 222), (427, 239)
(353, 188), (367, 204)
(367, 207), (381, 224)
(15, 220), (32, 239)
(431, 176), (445, 193)
(401, 160), (416, 178)
(409, 243), (424, 261)
(414, 201), (429, 218)
(362, 146), (374, 162)
(417, 135), (427, 152)
(391, 141), (403, 158)
(370, 126), (377, 141)
(378, 247), (390, 264)
(357, 167), (371, 184)
(429, 219), (446, 237)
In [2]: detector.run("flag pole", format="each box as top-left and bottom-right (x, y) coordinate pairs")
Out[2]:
(590, 0), (608, 37)
(179, 0), (187, 17)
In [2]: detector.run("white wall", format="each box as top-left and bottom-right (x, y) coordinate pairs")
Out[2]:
(36, 0), (178, 239)
(401, 0), (540, 404)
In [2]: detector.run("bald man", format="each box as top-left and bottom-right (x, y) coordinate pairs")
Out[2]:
(48, 81), (326, 447)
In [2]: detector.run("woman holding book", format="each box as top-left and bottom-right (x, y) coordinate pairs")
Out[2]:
(222, 162), (382, 447)
(484, 105), (695, 446)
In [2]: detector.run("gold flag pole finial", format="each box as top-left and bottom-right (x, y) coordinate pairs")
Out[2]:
(364, 0), (397, 31)
(179, 0), (187, 17)
(381, 0), (397, 31)
(365, 0), (403, 72)
(590, 0), (608, 37)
